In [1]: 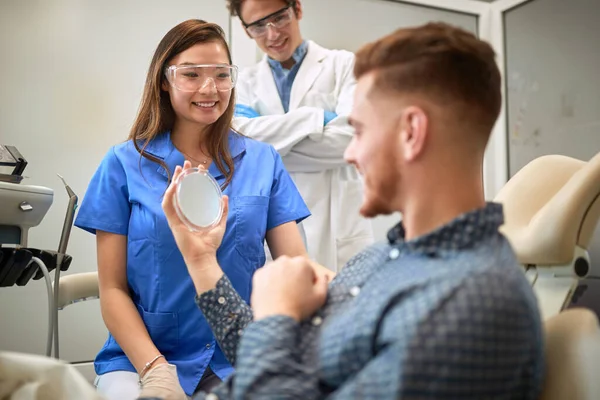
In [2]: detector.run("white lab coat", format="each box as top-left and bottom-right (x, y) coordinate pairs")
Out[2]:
(233, 41), (374, 272)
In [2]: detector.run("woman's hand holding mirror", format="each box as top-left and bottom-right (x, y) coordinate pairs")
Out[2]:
(162, 160), (228, 268)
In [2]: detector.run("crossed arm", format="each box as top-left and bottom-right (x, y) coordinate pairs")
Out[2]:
(232, 61), (356, 173)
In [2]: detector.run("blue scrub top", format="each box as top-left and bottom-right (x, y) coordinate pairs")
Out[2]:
(74, 130), (310, 395)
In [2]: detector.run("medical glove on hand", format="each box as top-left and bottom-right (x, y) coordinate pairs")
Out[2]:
(234, 104), (260, 118)
(251, 256), (329, 322)
(324, 110), (337, 126)
(138, 363), (187, 400)
(161, 160), (229, 265)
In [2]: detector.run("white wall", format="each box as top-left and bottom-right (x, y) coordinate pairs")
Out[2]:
(504, 0), (600, 268)
(0, 0), (230, 363)
(506, 0), (600, 171)
(299, 0), (477, 52)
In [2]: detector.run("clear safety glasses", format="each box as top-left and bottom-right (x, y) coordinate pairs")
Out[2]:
(164, 64), (238, 92)
(245, 6), (294, 38)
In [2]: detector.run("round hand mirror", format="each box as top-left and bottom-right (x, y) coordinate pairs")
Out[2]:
(174, 167), (223, 232)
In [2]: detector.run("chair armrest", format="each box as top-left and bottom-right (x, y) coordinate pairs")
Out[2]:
(54, 272), (99, 309)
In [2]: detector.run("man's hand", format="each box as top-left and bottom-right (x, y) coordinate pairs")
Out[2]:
(138, 363), (187, 400)
(251, 256), (329, 322)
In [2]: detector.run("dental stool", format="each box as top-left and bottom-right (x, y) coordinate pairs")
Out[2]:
(540, 307), (600, 400)
(494, 152), (600, 320)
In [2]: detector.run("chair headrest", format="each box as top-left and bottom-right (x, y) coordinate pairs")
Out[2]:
(495, 153), (600, 265)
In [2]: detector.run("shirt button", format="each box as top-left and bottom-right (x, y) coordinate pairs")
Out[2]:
(349, 286), (361, 297)
(389, 248), (400, 260)
(205, 343), (211, 349)
(311, 316), (323, 326)
(206, 394), (219, 400)
(218, 296), (226, 304)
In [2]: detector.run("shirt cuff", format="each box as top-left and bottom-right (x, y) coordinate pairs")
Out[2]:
(195, 275), (251, 325)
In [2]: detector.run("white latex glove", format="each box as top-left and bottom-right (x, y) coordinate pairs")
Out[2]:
(138, 363), (187, 400)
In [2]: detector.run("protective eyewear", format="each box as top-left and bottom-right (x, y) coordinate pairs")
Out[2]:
(164, 64), (238, 92)
(244, 6), (294, 38)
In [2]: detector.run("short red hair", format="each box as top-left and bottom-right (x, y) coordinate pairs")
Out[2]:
(355, 22), (502, 136)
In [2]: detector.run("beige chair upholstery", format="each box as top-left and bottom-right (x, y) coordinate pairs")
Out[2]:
(540, 308), (600, 400)
(54, 271), (99, 309)
(0, 351), (104, 400)
(495, 153), (600, 265)
(494, 152), (600, 319)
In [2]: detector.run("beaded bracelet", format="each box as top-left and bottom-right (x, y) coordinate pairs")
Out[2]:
(138, 354), (165, 385)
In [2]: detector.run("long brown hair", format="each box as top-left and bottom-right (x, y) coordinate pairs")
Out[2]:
(129, 19), (237, 188)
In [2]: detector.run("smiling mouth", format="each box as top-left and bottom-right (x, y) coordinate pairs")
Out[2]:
(192, 101), (217, 108)
(269, 38), (287, 50)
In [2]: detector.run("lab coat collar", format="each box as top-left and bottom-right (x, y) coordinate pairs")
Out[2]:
(289, 40), (328, 110)
(266, 40), (309, 71)
(257, 59), (286, 114)
(257, 40), (328, 113)
(142, 130), (246, 181)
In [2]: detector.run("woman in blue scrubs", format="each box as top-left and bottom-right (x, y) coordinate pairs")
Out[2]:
(74, 19), (310, 400)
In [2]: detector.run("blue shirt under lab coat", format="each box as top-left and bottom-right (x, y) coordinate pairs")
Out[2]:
(267, 40), (308, 112)
(74, 130), (310, 395)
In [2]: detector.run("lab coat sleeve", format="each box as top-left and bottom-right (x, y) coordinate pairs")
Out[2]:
(283, 53), (356, 173)
(282, 125), (352, 173)
(232, 107), (325, 156)
(267, 146), (311, 229)
(74, 147), (131, 235)
(233, 74), (325, 156)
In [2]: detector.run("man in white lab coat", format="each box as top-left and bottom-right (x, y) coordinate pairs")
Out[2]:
(226, 0), (374, 272)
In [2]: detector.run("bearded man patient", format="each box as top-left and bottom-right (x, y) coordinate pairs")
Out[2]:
(158, 22), (545, 400)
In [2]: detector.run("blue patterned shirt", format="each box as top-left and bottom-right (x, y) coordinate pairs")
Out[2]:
(267, 41), (309, 112)
(193, 203), (545, 399)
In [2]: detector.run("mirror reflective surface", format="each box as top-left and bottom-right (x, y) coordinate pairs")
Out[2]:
(174, 168), (223, 231)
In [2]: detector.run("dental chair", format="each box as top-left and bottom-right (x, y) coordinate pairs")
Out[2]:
(494, 152), (600, 321)
(0, 351), (104, 400)
(540, 307), (600, 400)
(0, 145), (79, 359)
(55, 271), (99, 309)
